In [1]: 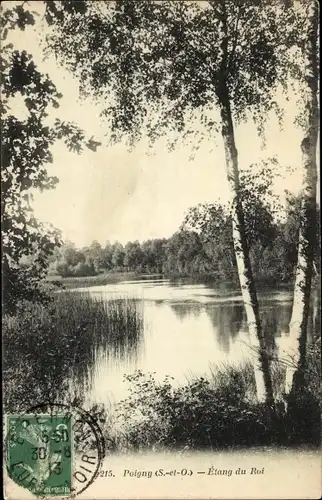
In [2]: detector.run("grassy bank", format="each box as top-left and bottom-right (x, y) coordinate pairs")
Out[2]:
(45, 271), (140, 289)
(3, 292), (143, 412)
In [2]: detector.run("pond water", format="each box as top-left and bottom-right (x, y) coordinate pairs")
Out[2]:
(67, 278), (309, 407)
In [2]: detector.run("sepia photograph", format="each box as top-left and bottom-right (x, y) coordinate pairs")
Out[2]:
(2, 1), (321, 499)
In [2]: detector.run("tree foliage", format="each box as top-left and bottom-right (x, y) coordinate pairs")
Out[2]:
(44, 0), (302, 148)
(1, 2), (100, 314)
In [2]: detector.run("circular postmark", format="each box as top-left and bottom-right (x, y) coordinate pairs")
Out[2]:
(5, 402), (105, 497)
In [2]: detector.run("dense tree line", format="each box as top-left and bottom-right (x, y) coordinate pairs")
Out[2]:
(49, 192), (319, 286)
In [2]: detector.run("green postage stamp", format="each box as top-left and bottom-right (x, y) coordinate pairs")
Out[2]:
(7, 414), (72, 497)
(5, 403), (104, 498)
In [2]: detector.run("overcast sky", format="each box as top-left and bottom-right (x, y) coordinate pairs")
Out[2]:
(8, 1), (318, 248)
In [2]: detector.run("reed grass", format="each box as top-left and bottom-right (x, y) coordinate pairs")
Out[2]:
(3, 292), (143, 412)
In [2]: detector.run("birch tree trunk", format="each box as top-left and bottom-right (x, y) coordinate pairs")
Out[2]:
(307, 263), (320, 342)
(219, 86), (274, 406)
(284, 1), (319, 396)
(312, 268), (320, 339)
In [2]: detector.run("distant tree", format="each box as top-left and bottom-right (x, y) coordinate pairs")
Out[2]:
(140, 240), (155, 273)
(102, 241), (114, 270)
(55, 241), (87, 276)
(164, 231), (209, 277)
(85, 240), (104, 273)
(141, 238), (167, 274)
(124, 241), (143, 271)
(63, 242), (84, 267)
(153, 239), (168, 274)
(111, 242), (125, 270)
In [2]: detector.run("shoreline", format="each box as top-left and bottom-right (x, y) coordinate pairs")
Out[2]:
(45, 272), (294, 292)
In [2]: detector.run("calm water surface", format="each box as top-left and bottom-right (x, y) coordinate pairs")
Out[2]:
(68, 278), (301, 406)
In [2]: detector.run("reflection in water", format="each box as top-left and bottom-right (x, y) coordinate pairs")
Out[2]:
(170, 302), (202, 320)
(260, 304), (291, 359)
(205, 304), (244, 354)
(64, 279), (313, 407)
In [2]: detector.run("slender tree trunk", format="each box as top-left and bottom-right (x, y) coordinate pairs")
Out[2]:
(284, 2), (319, 396)
(219, 87), (274, 406)
(312, 266), (321, 339)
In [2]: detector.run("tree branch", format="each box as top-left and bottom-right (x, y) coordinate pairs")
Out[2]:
(208, 1), (225, 22)
(227, 3), (244, 75)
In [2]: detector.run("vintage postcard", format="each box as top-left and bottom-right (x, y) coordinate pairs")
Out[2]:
(2, 1), (321, 499)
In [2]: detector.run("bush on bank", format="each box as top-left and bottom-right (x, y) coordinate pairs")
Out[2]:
(102, 353), (321, 453)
